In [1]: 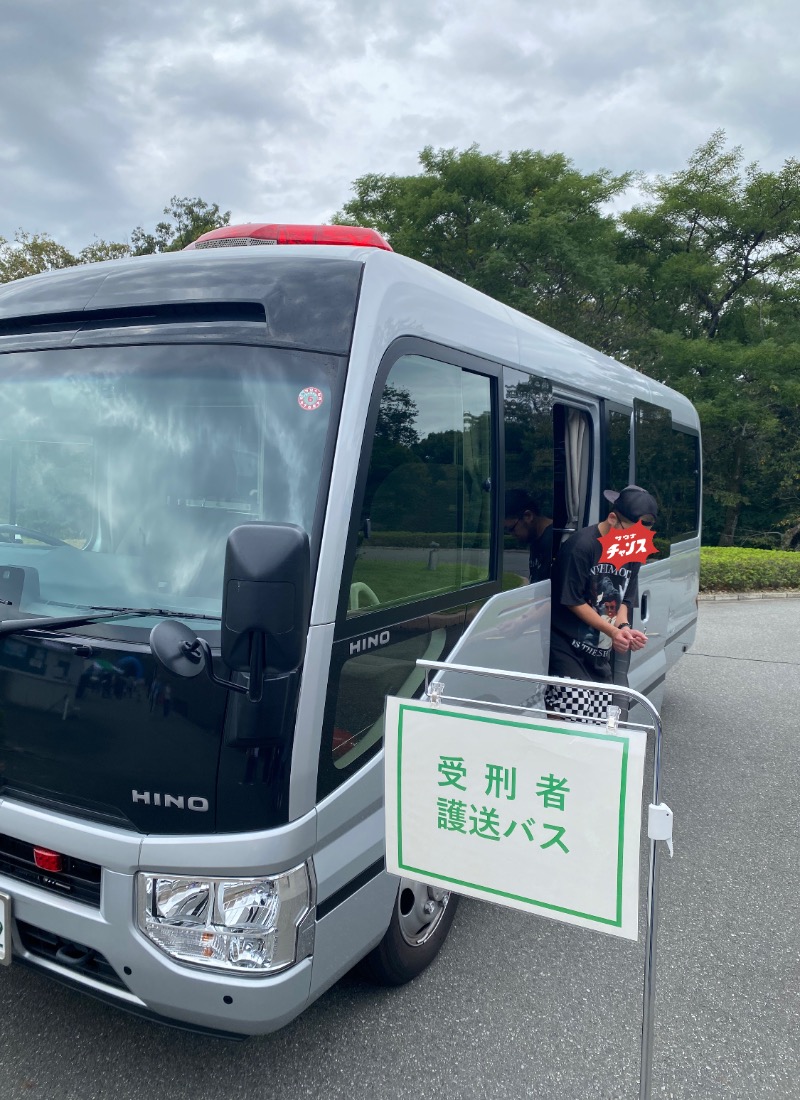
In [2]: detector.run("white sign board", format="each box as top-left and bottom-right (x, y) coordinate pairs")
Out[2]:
(385, 698), (647, 940)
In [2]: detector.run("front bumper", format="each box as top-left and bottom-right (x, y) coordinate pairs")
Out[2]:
(0, 798), (318, 1036)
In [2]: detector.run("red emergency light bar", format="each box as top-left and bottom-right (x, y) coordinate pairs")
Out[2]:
(187, 223), (392, 251)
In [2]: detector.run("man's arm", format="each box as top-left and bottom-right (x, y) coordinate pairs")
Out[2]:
(615, 570), (647, 650)
(566, 602), (631, 652)
(617, 619), (648, 651)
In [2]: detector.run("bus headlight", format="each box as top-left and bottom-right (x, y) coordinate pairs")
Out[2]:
(136, 865), (312, 974)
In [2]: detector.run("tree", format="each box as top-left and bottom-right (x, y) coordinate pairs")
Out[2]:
(0, 196), (231, 285)
(375, 384), (419, 447)
(335, 145), (634, 351)
(77, 239), (132, 264)
(619, 132), (800, 544)
(0, 230), (78, 282)
(130, 196), (231, 255)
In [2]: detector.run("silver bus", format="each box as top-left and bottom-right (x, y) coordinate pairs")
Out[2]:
(0, 223), (700, 1035)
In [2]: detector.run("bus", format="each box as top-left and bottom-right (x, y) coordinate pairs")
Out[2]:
(0, 223), (700, 1035)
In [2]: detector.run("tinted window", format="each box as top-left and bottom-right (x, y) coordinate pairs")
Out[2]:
(0, 255), (364, 356)
(347, 355), (493, 615)
(503, 369), (554, 584)
(605, 408), (632, 516)
(634, 401), (673, 555)
(319, 349), (497, 796)
(321, 611), (465, 789)
(671, 429), (700, 542)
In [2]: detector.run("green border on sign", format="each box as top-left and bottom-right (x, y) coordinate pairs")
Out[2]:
(395, 703), (630, 927)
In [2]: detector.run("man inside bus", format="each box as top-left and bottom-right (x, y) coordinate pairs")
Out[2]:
(545, 484), (657, 721)
(503, 489), (554, 584)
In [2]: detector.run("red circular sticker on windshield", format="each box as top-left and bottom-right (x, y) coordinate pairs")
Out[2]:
(298, 386), (324, 411)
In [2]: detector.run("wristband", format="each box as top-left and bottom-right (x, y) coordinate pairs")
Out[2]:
(616, 622), (631, 631)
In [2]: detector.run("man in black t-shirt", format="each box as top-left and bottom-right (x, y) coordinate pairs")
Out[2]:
(545, 485), (658, 721)
(504, 489), (554, 584)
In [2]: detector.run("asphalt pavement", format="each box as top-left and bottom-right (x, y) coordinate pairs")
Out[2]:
(0, 597), (797, 1099)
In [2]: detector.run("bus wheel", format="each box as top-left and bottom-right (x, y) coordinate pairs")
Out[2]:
(362, 879), (459, 986)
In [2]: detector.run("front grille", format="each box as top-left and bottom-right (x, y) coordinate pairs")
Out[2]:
(0, 834), (101, 907)
(16, 921), (126, 990)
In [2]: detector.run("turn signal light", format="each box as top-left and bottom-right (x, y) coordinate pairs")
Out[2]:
(33, 847), (64, 873)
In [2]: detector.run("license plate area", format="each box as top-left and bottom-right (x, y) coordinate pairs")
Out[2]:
(0, 892), (10, 965)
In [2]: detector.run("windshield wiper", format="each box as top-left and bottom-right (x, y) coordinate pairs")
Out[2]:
(0, 606), (220, 639)
(90, 605), (221, 622)
(0, 610), (122, 638)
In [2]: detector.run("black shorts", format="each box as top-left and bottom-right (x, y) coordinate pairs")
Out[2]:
(546, 632), (613, 721)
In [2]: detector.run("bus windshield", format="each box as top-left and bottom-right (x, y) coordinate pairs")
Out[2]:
(0, 343), (341, 624)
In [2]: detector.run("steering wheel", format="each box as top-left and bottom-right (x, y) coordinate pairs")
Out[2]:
(0, 523), (72, 548)
(349, 582), (381, 611)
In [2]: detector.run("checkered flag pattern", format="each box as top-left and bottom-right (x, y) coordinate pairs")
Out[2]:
(544, 683), (614, 722)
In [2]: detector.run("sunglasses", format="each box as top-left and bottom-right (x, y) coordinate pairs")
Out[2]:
(618, 515), (656, 529)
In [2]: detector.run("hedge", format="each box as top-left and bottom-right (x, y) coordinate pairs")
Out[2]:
(700, 547), (800, 592)
(360, 532), (491, 549)
(359, 539), (800, 592)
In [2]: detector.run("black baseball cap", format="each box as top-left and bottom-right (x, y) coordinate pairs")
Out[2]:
(603, 485), (659, 523)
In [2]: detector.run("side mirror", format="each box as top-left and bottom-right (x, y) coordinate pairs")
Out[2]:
(149, 523), (310, 703)
(221, 523), (310, 673)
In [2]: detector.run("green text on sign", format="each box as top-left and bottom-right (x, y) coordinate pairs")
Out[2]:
(384, 699), (647, 940)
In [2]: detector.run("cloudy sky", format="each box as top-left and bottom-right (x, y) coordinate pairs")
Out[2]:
(2, 0), (797, 251)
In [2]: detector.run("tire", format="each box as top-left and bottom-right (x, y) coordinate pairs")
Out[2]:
(361, 879), (459, 986)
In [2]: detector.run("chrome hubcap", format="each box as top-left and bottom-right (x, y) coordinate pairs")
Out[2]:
(397, 879), (450, 947)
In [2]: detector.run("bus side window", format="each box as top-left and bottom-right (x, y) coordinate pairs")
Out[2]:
(502, 368), (554, 584)
(670, 427), (701, 542)
(317, 351), (496, 800)
(634, 401), (674, 555)
(317, 609), (466, 798)
(348, 355), (493, 613)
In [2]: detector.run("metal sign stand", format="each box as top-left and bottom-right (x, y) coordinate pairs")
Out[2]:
(413, 659), (673, 1100)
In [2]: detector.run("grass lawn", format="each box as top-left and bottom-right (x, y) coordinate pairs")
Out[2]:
(351, 559), (488, 607)
(350, 557), (527, 610)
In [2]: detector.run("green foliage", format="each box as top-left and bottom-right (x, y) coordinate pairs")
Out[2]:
(77, 239), (132, 264)
(130, 196), (230, 255)
(618, 132), (800, 546)
(0, 197), (230, 286)
(359, 531), (490, 549)
(335, 144), (634, 351)
(620, 132), (800, 342)
(700, 547), (800, 591)
(0, 230), (77, 282)
(335, 135), (800, 547)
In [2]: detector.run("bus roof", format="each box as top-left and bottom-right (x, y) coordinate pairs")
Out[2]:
(0, 245), (697, 426)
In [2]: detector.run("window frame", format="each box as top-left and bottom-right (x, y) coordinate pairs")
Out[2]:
(316, 339), (503, 801)
(502, 365), (555, 584)
(602, 401), (634, 513)
(669, 424), (702, 544)
(333, 337), (504, 639)
(633, 400), (702, 554)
